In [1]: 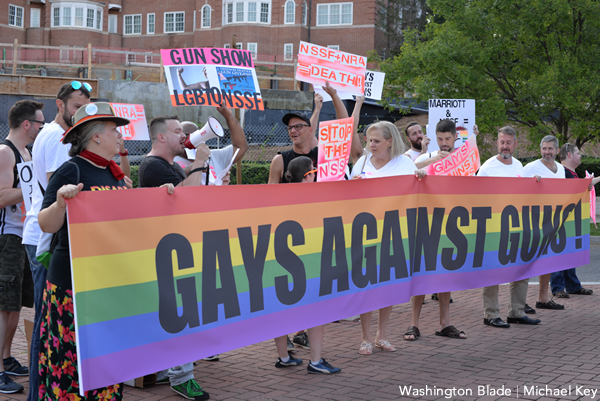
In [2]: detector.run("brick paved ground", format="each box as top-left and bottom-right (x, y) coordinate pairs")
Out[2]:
(2, 283), (599, 401)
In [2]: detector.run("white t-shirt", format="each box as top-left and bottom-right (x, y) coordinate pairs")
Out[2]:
(350, 153), (417, 179)
(477, 156), (523, 178)
(22, 122), (71, 246)
(523, 159), (565, 179)
(415, 150), (439, 164)
(404, 148), (421, 161)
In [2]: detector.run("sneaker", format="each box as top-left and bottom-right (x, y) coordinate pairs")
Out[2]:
(286, 336), (296, 352)
(171, 379), (210, 400)
(292, 332), (310, 349)
(275, 354), (303, 368)
(3, 357), (28, 376)
(307, 359), (341, 374)
(0, 372), (23, 394)
(524, 303), (536, 314)
(203, 355), (219, 361)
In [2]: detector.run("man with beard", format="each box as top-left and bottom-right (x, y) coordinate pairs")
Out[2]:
(21, 81), (91, 401)
(403, 122), (429, 161)
(404, 119), (466, 341)
(477, 126), (541, 328)
(523, 135), (566, 310)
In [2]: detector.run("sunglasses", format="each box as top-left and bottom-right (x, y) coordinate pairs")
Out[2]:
(304, 169), (317, 177)
(70, 81), (92, 92)
(28, 119), (45, 129)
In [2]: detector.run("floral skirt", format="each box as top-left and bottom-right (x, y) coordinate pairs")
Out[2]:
(38, 280), (123, 400)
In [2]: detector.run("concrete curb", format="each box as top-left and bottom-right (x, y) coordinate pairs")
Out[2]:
(592, 236), (600, 244)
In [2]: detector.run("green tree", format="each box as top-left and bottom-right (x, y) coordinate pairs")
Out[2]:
(380, 0), (600, 149)
(375, 0), (430, 58)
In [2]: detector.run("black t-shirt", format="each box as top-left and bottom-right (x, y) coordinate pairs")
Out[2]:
(564, 167), (578, 179)
(138, 155), (186, 187)
(42, 157), (128, 289)
(279, 147), (319, 183)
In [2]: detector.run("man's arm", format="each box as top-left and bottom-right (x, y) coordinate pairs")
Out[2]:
(414, 151), (450, 169)
(310, 93), (324, 148)
(217, 103), (249, 164)
(322, 81), (349, 120)
(0, 146), (23, 208)
(268, 154), (284, 184)
(350, 96), (366, 164)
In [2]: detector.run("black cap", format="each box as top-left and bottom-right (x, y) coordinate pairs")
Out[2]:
(282, 112), (311, 127)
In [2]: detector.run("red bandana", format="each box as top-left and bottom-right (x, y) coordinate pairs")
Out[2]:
(79, 149), (125, 180)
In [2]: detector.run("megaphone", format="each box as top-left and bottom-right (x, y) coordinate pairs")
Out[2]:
(184, 116), (224, 149)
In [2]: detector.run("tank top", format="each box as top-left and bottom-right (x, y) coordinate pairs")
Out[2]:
(278, 147), (319, 183)
(0, 139), (29, 236)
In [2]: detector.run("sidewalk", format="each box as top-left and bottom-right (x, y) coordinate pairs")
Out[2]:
(3, 285), (599, 401)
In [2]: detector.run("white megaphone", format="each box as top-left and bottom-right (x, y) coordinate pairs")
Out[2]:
(184, 116), (224, 149)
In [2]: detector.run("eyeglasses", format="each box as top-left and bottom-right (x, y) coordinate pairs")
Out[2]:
(28, 119), (45, 129)
(286, 124), (309, 132)
(70, 81), (92, 92)
(303, 169), (317, 177)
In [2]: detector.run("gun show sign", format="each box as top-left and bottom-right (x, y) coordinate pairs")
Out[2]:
(161, 47), (264, 110)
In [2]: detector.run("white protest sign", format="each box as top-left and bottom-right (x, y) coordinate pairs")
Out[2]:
(427, 99), (475, 153)
(214, 148), (239, 186)
(17, 161), (34, 212)
(314, 71), (385, 102)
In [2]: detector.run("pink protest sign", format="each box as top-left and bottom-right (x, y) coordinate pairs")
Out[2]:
(317, 116), (354, 182)
(586, 171), (596, 226)
(161, 48), (254, 67)
(109, 103), (149, 141)
(296, 42), (366, 95)
(425, 135), (480, 176)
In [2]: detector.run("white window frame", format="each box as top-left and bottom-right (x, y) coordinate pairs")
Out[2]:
(201, 5), (211, 28)
(235, 43), (242, 49)
(284, 43), (293, 61)
(60, 46), (69, 63)
(327, 45), (339, 50)
(30, 8), (41, 28)
(145, 54), (153, 63)
(108, 14), (117, 33)
(284, 0), (295, 24)
(74, 7), (84, 27)
(164, 11), (185, 33)
(316, 2), (353, 26)
(302, 1), (307, 25)
(224, 43), (231, 48)
(223, 1), (271, 25)
(124, 14), (142, 35)
(127, 54), (136, 64)
(9, 4), (24, 27)
(147, 13), (155, 34)
(51, 4), (103, 30)
(247, 42), (257, 59)
(86, 8), (95, 28)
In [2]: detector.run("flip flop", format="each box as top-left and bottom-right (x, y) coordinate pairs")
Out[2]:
(435, 325), (466, 339)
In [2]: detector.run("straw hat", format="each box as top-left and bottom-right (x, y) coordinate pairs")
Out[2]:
(62, 102), (130, 144)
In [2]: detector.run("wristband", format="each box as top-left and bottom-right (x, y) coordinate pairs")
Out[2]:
(119, 149), (129, 156)
(189, 166), (208, 175)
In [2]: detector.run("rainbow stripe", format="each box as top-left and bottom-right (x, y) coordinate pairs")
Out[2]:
(66, 175), (590, 391)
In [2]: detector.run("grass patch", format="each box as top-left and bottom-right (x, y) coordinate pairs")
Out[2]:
(591, 223), (600, 236)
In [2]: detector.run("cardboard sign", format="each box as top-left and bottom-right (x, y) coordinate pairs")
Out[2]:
(317, 116), (354, 182)
(110, 103), (149, 141)
(314, 71), (385, 102)
(17, 161), (34, 212)
(425, 135), (480, 176)
(161, 48), (264, 110)
(67, 176), (590, 392)
(427, 99), (476, 152)
(296, 42), (366, 95)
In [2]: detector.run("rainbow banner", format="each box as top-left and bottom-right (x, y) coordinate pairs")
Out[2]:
(67, 175), (590, 392)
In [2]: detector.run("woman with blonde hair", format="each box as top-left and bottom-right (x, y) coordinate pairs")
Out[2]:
(350, 121), (426, 355)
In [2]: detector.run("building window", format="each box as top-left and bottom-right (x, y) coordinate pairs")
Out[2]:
(145, 54), (153, 63)
(327, 45), (339, 50)
(223, 1), (271, 24)
(108, 15), (117, 32)
(317, 2), (352, 26)
(60, 47), (69, 63)
(52, 4), (103, 30)
(147, 13), (155, 34)
(224, 43), (231, 48)
(201, 5), (211, 28)
(284, 43), (293, 61)
(302, 1), (307, 25)
(127, 54), (136, 64)
(165, 11), (184, 33)
(235, 43), (242, 49)
(124, 14), (141, 34)
(247, 42), (257, 59)
(285, 1), (295, 24)
(30, 8), (40, 28)
(9, 4), (24, 27)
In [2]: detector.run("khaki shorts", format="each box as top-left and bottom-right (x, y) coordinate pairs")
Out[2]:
(0, 234), (34, 311)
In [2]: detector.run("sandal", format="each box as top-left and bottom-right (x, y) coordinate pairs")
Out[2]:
(374, 340), (396, 352)
(570, 288), (593, 295)
(553, 291), (570, 298)
(358, 342), (373, 355)
(435, 325), (467, 339)
(403, 326), (421, 341)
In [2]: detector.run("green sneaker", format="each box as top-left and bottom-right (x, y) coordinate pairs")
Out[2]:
(171, 379), (210, 400)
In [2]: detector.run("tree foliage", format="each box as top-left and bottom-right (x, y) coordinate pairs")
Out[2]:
(375, 0), (430, 58)
(380, 0), (600, 149)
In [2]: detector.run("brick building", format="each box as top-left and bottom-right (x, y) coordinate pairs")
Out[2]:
(1, 0), (383, 62)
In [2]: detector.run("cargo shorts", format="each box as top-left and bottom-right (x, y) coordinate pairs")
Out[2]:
(0, 234), (34, 311)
